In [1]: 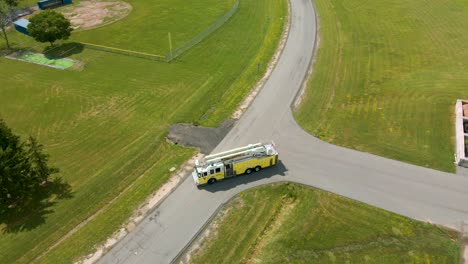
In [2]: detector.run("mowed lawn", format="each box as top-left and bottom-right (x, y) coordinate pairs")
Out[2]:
(295, 0), (468, 172)
(73, 0), (237, 54)
(0, 0), (287, 263)
(191, 183), (459, 263)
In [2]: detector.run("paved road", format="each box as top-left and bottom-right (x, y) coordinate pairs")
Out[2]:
(99, 0), (468, 263)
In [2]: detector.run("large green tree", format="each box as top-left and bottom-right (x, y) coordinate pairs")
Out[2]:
(0, 120), (59, 211)
(28, 10), (72, 46)
(0, 0), (19, 49)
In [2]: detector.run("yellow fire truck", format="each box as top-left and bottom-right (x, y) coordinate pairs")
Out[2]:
(192, 142), (278, 186)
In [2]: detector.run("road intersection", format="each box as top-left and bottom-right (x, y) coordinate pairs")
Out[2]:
(99, 0), (468, 263)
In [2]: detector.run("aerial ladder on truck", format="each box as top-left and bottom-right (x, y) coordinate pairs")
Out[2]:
(192, 142), (278, 186)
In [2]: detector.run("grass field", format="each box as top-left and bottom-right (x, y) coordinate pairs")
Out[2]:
(0, 0), (287, 262)
(190, 183), (459, 263)
(71, 0), (237, 55)
(295, 0), (468, 172)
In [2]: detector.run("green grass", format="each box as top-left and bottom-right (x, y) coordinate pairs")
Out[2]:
(71, 0), (236, 54)
(295, 0), (468, 172)
(191, 183), (459, 263)
(19, 0), (39, 9)
(0, 0), (287, 262)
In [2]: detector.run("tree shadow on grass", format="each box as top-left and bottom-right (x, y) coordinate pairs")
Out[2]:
(43, 42), (84, 59)
(0, 177), (73, 233)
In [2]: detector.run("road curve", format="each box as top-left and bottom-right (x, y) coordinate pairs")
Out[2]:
(99, 0), (468, 263)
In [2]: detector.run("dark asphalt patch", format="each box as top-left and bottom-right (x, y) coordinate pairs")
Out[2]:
(167, 120), (235, 154)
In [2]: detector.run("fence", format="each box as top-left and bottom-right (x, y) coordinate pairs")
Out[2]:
(165, 0), (240, 61)
(5, 0), (240, 63)
(79, 42), (167, 62)
(79, 0), (240, 62)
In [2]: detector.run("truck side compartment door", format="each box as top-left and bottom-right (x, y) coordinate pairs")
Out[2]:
(225, 163), (235, 178)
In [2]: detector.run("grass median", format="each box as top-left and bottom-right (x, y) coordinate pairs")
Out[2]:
(295, 0), (468, 172)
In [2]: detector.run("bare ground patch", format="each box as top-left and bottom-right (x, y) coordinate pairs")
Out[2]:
(60, 0), (132, 31)
(461, 222), (468, 264)
(167, 120), (235, 154)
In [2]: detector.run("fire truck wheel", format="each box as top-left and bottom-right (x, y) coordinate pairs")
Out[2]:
(254, 166), (261, 172)
(208, 178), (217, 184)
(245, 168), (252, 174)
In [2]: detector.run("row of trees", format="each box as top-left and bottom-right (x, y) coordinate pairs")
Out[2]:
(0, 119), (59, 212)
(1, 0), (72, 49)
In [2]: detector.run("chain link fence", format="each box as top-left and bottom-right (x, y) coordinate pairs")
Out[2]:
(80, 42), (167, 62)
(76, 0), (239, 62)
(4, 0), (241, 62)
(165, 0), (239, 62)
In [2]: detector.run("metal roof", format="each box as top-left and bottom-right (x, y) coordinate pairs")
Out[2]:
(13, 18), (30, 28)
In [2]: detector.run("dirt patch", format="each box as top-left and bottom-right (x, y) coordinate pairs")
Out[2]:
(463, 245), (468, 264)
(461, 222), (468, 264)
(458, 222), (468, 264)
(463, 102), (468, 117)
(60, 0), (132, 31)
(167, 120), (235, 154)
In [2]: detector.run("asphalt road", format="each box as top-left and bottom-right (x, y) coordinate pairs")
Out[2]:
(99, 0), (468, 263)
